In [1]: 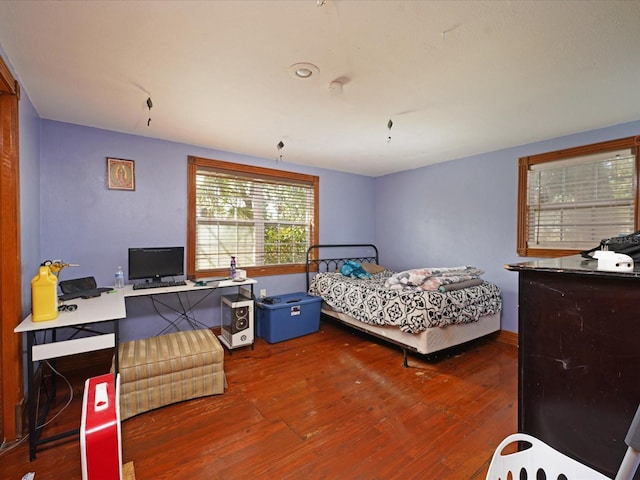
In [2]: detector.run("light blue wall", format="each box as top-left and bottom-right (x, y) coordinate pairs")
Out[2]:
(374, 120), (640, 333)
(19, 93), (41, 317)
(39, 121), (376, 340)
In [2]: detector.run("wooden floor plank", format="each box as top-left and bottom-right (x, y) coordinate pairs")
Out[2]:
(1, 320), (517, 479)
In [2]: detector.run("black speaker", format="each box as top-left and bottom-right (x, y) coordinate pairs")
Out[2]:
(230, 305), (250, 334)
(219, 295), (254, 350)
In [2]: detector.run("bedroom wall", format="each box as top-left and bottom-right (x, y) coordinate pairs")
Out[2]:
(20, 107), (47, 392)
(374, 119), (640, 333)
(18, 88), (42, 318)
(39, 120), (376, 341)
(18, 97), (640, 338)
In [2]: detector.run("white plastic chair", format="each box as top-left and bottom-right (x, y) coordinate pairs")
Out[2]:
(487, 404), (640, 480)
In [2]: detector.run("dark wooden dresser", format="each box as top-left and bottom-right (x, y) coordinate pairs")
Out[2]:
(506, 255), (640, 479)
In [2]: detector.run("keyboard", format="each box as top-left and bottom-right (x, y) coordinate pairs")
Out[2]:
(132, 280), (187, 290)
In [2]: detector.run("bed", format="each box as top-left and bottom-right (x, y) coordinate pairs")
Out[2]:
(305, 244), (502, 367)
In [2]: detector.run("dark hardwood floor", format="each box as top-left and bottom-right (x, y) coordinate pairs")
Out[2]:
(2, 320), (517, 479)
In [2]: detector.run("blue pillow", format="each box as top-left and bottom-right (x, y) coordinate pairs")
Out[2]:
(340, 260), (372, 279)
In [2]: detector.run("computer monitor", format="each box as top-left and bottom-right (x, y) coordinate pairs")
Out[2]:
(128, 247), (184, 283)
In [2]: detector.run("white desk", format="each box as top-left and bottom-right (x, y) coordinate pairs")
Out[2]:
(15, 278), (256, 460)
(15, 289), (126, 361)
(123, 278), (256, 297)
(15, 289), (126, 461)
(124, 279), (257, 335)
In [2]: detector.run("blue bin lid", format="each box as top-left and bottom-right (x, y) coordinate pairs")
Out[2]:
(258, 292), (321, 309)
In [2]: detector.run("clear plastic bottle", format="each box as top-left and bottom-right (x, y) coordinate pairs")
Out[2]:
(115, 266), (125, 288)
(230, 256), (236, 279)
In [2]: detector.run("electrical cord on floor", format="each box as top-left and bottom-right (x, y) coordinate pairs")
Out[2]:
(0, 432), (29, 456)
(1, 341), (74, 457)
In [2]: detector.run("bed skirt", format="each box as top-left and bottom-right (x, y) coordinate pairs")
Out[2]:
(320, 304), (500, 356)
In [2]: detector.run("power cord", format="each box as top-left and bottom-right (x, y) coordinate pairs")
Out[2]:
(36, 359), (74, 430)
(0, 358), (72, 457)
(0, 433), (29, 456)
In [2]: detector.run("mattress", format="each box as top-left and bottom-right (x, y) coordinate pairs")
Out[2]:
(308, 270), (502, 333)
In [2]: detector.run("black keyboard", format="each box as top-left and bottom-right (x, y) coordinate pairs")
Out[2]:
(132, 280), (187, 290)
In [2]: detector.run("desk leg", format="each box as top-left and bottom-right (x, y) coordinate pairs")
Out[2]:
(26, 331), (36, 461)
(114, 318), (119, 375)
(51, 328), (57, 396)
(250, 285), (255, 350)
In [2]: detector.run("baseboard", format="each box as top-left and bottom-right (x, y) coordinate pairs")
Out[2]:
(494, 329), (518, 347)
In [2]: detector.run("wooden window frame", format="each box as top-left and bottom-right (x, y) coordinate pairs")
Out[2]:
(517, 135), (640, 258)
(187, 156), (319, 278)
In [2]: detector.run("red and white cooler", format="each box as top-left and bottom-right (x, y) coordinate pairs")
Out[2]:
(80, 373), (122, 480)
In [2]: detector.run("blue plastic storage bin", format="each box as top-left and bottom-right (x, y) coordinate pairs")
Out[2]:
(256, 292), (322, 343)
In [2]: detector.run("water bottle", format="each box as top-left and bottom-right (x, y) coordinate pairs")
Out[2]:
(115, 266), (125, 288)
(230, 256), (236, 279)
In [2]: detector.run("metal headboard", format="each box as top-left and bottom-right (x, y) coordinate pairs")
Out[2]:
(305, 244), (379, 291)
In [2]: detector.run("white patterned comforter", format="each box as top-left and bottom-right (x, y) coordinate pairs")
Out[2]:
(308, 270), (502, 333)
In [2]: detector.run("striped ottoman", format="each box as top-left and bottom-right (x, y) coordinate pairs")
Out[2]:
(112, 329), (225, 420)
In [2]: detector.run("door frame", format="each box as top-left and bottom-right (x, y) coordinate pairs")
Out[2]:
(0, 52), (23, 441)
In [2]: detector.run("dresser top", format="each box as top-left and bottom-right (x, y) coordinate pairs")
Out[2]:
(505, 254), (640, 278)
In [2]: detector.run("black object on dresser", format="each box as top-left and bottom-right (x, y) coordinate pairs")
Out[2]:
(506, 255), (640, 479)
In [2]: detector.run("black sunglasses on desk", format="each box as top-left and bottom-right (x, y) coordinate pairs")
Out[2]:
(58, 304), (77, 312)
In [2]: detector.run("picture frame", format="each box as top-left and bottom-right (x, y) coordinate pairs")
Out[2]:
(107, 157), (135, 191)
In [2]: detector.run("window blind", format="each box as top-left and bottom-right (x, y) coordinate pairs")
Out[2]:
(526, 149), (635, 250)
(194, 166), (315, 271)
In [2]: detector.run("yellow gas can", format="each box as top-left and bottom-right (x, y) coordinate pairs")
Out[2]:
(31, 265), (58, 321)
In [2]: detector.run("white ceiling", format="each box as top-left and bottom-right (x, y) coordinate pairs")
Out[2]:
(0, 1), (639, 177)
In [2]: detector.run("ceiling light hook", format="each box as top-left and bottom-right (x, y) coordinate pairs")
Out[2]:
(387, 119), (393, 143)
(277, 140), (285, 162)
(146, 97), (153, 127)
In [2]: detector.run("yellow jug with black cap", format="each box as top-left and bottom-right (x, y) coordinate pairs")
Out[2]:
(31, 264), (58, 321)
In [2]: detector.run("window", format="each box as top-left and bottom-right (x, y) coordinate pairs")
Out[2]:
(187, 156), (319, 278)
(517, 136), (640, 258)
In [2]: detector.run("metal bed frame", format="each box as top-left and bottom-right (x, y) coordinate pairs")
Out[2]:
(306, 243), (423, 367)
(305, 243), (379, 291)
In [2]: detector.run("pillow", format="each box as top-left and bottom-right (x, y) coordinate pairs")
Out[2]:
(340, 260), (371, 279)
(361, 262), (386, 274)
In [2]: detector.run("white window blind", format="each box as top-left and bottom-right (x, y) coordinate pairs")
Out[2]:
(526, 149), (635, 250)
(194, 166), (315, 271)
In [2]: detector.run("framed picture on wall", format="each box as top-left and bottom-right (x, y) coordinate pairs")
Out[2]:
(107, 157), (135, 191)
